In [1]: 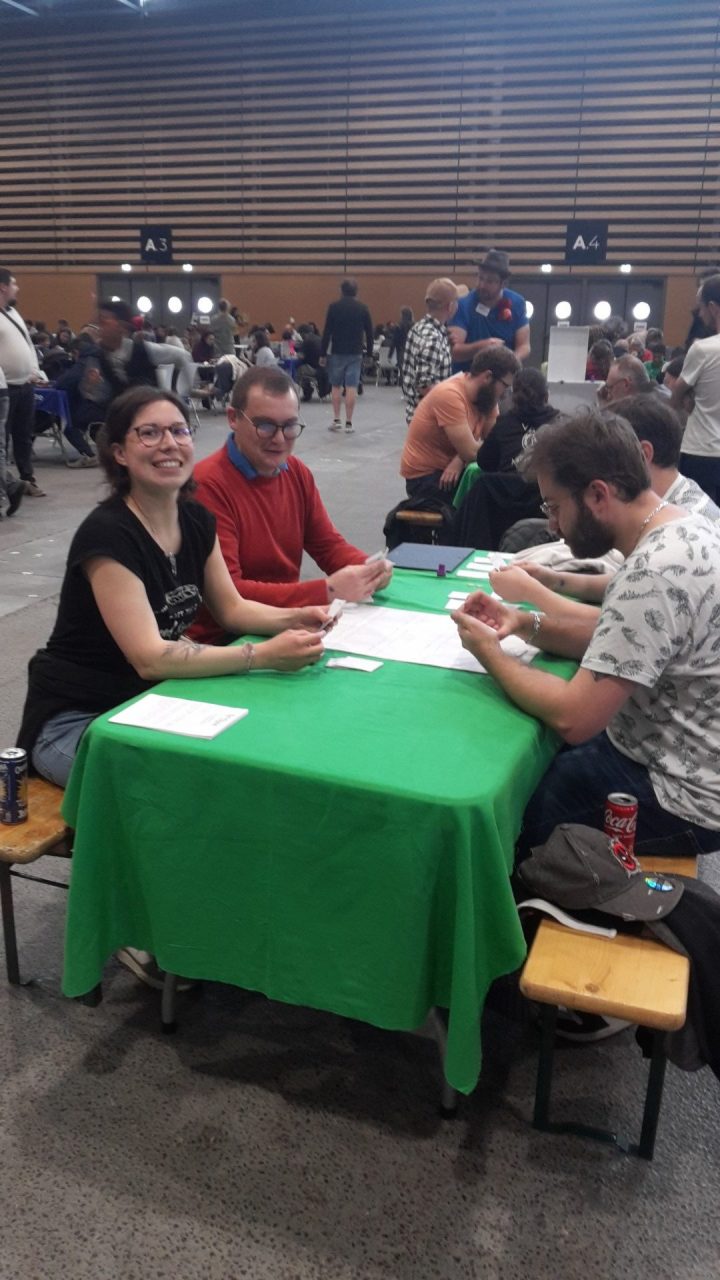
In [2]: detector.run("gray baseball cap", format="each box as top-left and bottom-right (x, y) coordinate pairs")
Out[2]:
(518, 824), (684, 922)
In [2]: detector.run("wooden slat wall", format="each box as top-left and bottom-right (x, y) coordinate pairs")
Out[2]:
(0, 0), (718, 273)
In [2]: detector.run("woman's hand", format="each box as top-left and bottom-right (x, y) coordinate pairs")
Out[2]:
(495, 561), (566, 593)
(254, 629), (325, 671)
(288, 605), (331, 631)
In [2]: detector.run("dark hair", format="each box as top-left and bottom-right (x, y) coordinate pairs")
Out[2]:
(340, 277), (358, 297)
(610, 395), (683, 468)
(602, 314), (627, 342)
(700, 274), (720, 308)
(520, 408), (651, 501)
(645, 327), (664, 344)
(399, 306), (414, 329)
(0, 267), (13, 287)
(588, 339), (614, 379)
(469, 346), (520, 381)
(663, 355), (685, 380)
(512, 367), (549, 416)
(230, 366), (296, 414)
(96, 386), (193, 500)
(253, 329), (271, 349)
(98, 299), (133, 326)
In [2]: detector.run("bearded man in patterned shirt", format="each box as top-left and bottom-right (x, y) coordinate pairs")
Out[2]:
(453, 409), (720, 860)
(400, 278), (457, 424)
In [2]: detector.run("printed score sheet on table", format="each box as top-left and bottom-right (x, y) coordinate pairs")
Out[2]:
(108, 693), (249, 739)
(327, 604), (537, 675)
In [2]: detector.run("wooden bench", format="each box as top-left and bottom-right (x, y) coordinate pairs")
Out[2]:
(393, 509), (444, 545)
(520, 853), (697, 1159)
(0, 777), (72, 985)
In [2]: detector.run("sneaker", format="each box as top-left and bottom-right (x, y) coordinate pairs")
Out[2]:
(344, 421), (355, 433)
(67, 454), (99, 469)
(6, 483), (23, 517)
(554, 1009), (632, 1042)
(116, 947), (194, 992)
(328, 420), (342, 433)
(24, 479), (46, 497)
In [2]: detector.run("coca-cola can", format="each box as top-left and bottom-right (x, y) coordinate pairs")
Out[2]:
(604, 792), (638, 854)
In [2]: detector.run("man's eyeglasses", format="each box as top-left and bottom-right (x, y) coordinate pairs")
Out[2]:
(132, 423), (195, 446)
(239, 409), (305, 440)
(540, 500), (560, 518)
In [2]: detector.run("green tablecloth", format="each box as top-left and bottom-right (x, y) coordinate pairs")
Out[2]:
(62, 562), (573, 1093)
(453, 462), (481, 508)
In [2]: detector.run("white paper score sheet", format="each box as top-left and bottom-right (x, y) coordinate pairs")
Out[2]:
(326, 604), (535, 675)
(109, 693), (248, 739)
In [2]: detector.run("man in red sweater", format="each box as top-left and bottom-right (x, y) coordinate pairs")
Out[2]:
(190, 366), (392, 643)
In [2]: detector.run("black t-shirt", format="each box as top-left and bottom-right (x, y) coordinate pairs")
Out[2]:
(476, 405), (558, 473)
(17, 497), (216, 761)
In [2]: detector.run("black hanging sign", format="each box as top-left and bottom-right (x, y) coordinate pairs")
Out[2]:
(564, 220), (608, 265)
(139, 226), (173, 264)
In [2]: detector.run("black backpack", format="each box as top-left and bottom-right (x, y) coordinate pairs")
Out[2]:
(383, 496), (456, 550)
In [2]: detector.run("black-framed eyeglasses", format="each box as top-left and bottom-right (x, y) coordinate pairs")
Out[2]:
(239, 409), (305, 440)
(132, 423), (195, 446)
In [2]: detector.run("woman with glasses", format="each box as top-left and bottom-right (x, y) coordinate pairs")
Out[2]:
(18, 386), (328, 791)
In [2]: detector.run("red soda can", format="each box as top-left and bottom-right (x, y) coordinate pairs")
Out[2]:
(604, 792), (638, 854)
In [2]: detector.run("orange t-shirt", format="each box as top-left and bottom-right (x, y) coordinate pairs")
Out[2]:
(400, 373), (482, 478)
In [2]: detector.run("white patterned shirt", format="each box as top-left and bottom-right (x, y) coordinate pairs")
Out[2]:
(582, 515), (720, 829)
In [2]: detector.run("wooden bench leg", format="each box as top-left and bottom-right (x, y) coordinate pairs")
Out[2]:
(532, 1004), (667, 1160)
(0, 862), (20, 985)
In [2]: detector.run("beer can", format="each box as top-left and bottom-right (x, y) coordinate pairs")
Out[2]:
(0, 748), (28, 825)
(604, 792), (637, 854)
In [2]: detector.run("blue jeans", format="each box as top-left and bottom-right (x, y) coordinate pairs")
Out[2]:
(32, 709), (96, 788)
(327, 353), (362, 388)
(518, 732), (720, 861)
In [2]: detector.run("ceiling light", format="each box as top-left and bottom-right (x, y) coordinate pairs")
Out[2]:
(197, 296), (213, 315)
(632, 301), (651, 321)
(525, 301), (534, 319)
(110, 295), (121, 302)
(182, 263), (193, 273)
(619, 263), (632, 274)
(136, 296), (153, 314)
(555, 301), (572, 320)
(593, 301), (612, 321)
(540, 263), (553, 274)
(120, 262), (132, 273)
(168, 296), (183, 314)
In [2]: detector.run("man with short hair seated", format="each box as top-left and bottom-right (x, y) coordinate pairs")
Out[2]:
(399, 347), (520, 505)
(189, 367), (392, 644)
(453, 408), (720, 858)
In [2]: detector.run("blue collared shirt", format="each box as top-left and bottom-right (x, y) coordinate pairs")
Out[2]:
(226, 432), (288, 479)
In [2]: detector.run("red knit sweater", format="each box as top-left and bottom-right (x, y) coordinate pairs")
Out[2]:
(189, 445), (366, 642)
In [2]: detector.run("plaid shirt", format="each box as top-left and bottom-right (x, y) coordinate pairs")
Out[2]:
(400, 315), (452, 423)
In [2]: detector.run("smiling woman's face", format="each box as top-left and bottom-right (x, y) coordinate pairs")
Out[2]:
(112, 397), (195, 494)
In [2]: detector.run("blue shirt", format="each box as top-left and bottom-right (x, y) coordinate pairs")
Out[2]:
(451, 287), (528, 371)
(226, 432), (288, 479)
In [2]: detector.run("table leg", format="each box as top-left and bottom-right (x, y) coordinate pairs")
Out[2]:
(0, 863), (20, 985)
(161, 972), (178, 1033)
(425, 1007), (459, 1116)
(637, 1032), (667, 1161)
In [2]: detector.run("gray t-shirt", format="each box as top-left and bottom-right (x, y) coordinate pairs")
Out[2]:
(582, 514), (720, 829)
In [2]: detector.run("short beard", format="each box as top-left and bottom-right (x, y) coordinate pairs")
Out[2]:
(473, 383), (498, 414)
(566, 502), (615, 559)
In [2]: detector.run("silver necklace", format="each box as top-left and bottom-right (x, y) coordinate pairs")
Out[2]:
(128, 496), (179, 575)
(638, 500), (670, 537)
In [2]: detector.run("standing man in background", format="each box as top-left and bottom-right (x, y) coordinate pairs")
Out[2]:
(671, 272), (720, 502)
(449, 250), (531, 371)
(209, 299), (236, 356)
(0, 268), (47, 498)
(320, 278), (373, 435)
(400, 278), (457, 424)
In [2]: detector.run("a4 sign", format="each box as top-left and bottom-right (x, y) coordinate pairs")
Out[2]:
(564, 219), (608, 265)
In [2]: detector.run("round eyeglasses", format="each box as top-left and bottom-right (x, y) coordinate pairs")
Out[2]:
(239, 409), (304, 440)
(131, 423), (195, 446)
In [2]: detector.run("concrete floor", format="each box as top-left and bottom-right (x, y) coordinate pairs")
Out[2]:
(0, 386), (718, 1280)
